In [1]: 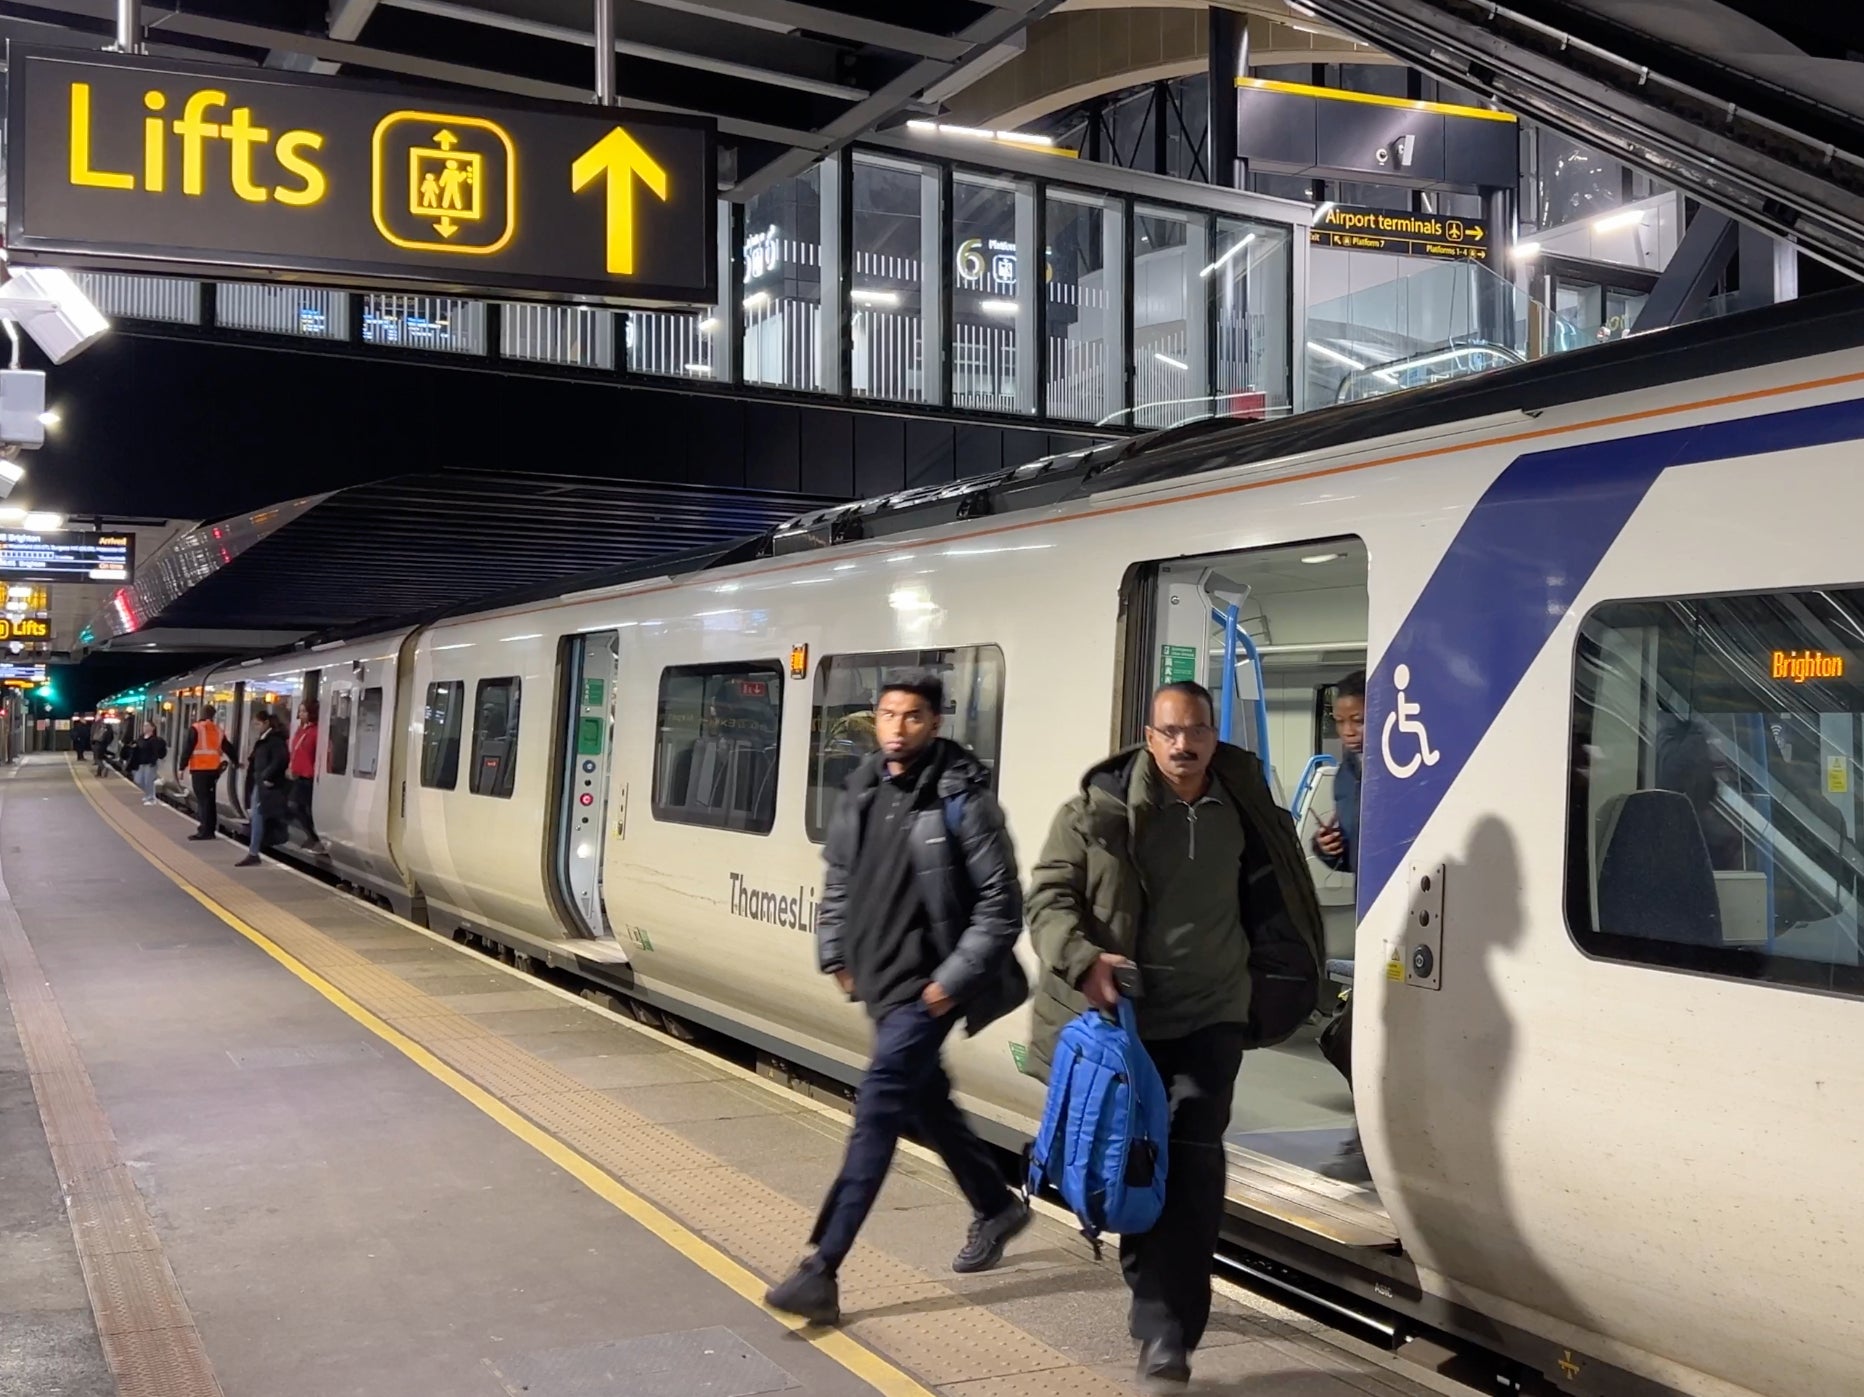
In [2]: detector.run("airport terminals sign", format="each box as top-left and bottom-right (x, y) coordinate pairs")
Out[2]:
(4, 45), (717, 306)
(0, 530), (133, 583)
(1310, 203), (1492, 264)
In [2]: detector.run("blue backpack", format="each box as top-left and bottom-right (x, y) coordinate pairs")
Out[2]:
(1026, 998), (1169, 1256)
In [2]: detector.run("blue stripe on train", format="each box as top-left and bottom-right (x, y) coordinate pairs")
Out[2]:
(1356, 393), (1864, 914)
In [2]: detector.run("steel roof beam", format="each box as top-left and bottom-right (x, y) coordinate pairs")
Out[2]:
(379, 0), (869, 102)
(8, 0), (828, 153)
(631, 0), (972, 61)
(266, 0), (380, 74)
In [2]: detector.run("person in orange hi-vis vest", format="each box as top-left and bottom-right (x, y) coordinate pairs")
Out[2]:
(181, 704), (234, 842)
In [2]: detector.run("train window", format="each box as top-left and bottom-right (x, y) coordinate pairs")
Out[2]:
(804, 646), (1006, 843)
(326, 691), (352, 776)
(354, 687), (384, 780)
(421, 681), (465, 789)
(653, 662), (783, 834)
(470, 678), (521, 798)
(1568, 589), (1864, 999)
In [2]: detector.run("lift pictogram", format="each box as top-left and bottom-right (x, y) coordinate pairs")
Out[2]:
(371, 110), (517, 256)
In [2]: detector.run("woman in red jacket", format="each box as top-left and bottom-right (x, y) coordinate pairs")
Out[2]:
(288, 698), (322, 849)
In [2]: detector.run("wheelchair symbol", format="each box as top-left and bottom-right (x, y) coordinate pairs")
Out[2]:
(1381, 664), (1441, 780)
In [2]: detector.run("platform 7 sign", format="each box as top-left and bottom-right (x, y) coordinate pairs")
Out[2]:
(4, 43), (717, 307)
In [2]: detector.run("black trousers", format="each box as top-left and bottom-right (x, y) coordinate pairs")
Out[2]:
(289, 776), (318, 841)
(190, 769), (220, 837)
(1122, 1022), (1247, 1352)
(808, 998), (1012, 1271)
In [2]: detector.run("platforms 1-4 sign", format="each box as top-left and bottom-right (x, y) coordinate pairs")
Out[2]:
(3, 44), (717, 306)
(1309, 204), (1492, 264)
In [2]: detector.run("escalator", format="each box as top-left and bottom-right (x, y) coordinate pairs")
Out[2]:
(1300, 0), (1864, 279)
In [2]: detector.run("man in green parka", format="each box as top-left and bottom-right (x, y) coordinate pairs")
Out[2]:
(1024, 681), (1325, 1391)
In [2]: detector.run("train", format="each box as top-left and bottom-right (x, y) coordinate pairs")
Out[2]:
(109, 287), (1864, 1397)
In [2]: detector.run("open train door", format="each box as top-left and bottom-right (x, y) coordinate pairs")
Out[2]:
(547, 630), (621, 941)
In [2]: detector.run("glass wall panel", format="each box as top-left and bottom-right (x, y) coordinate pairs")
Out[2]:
(741, 165), (823, 393)
(1132, 206), (1208, 428)
(952, 171), (1034, 415)
(216, 282), (349, 339)
(361, 295), (485, 354)
(1212, 216), (1292, 421)
(1045, 190), (1116, 424)
(852, 154), (932, 404)
(504, 303), (615, 369)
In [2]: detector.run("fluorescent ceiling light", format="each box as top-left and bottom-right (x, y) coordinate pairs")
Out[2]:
(22, 511), (61, 530)
(1510, 241), (1543, 260)
(0, 461), (24, 485)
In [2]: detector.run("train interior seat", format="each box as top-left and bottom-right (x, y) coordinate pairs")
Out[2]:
(1596, 789), (1725, 945)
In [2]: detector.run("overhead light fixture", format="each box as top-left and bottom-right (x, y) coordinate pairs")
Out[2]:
(1510, 241), (1543, 260)
(0, 268), (109, 365)
(0, 460), (23, 486)
(22, 511), (61, 530)
(36, 410), (59, 428)
(907, 119), (1055, 148)
(0, 507), (24, 524)
(1302, 552), (1346, 565)
(1305, 341), (1366, 371)
(1593, 209), (1646, 233)
(1154, 353), (1189, 371)
(1200, 233), (1256, 277)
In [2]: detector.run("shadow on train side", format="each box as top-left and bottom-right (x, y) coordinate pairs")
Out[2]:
(1376, 815), (1588, 1359)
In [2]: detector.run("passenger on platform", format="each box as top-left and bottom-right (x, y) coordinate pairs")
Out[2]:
(71, 718), (90, 764)
(764, 672), (1031, 1326)
(1313, 670), (1371, 1185)
(288, 699), (321, 849)
(130, 722), (167, 806)
(1024, 681), (1324, 1391)
(238, 710), (290, 869)
(182, 705), (234, 842)
(92, 718), (113, 775)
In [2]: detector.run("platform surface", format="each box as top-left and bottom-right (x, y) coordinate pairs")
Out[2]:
(0, 756), (1441, 1397)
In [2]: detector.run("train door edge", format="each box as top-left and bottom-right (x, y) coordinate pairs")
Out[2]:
(546, 630), (622, 943)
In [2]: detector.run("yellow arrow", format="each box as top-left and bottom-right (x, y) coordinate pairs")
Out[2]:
(1468, 225), (1485, 240)
(571, 125), (670, 276)
(434, 129), (459, 149)
(435, 216), (459, 238)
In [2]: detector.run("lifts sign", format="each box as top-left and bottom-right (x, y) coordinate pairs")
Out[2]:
(4, 44), (717, 305)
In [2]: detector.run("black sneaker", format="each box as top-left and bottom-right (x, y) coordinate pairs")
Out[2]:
(235, 856), (260, 868)
(952, 1199), (1031, 1274)
(1137, 1338), (1191, 1391)
(764, 1257), (839, 1325)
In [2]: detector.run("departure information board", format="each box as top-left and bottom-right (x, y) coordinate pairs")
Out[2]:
(0, 530), (133, 583)
(5, 43), (717, 306)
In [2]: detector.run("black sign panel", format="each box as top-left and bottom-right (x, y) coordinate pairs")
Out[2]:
(0, 530), (133, 583)
(1309, 204), (1493, 264)
(1236, 77), (1517, 192)
(4, 44), (717, 306)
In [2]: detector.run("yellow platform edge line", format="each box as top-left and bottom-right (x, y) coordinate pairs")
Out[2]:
(67, 765), (933, 1397)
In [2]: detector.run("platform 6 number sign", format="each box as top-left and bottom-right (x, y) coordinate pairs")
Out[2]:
(6, 45), (714, 306)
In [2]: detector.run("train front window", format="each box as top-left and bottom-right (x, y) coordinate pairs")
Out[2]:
(1568, 589), (1864, 998)
(804, 646), (1006, 844)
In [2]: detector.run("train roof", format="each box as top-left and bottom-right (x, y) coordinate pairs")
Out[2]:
(134, 280), (1864, 682)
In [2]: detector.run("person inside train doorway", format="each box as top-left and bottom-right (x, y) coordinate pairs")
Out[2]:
(238, 710), (290, 869)
(1313, 669), (1371, 1184)
(1024, 681), (1324, 1391)
(181, 704), (234, 841)
(288, 699), (322, 851)
(764, 672), (1032, 1325)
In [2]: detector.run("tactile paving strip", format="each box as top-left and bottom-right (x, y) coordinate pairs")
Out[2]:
(79, 775), (1151, 1397)
(0, 837), (225, 1397)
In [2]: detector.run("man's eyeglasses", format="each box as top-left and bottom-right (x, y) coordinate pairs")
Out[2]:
(1148, 724), (1214, 743)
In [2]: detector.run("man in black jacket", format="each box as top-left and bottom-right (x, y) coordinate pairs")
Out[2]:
(765, 673), (1030, 1325)
(237, 710), (290, 869)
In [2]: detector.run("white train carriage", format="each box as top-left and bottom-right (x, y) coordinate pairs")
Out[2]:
(119, 289), (1864, 1397)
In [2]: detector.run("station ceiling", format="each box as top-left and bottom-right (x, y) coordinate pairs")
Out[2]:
(0, 0), (1066, 195)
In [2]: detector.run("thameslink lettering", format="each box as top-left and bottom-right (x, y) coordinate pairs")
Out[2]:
(728, 873), (818, 932)
(1772, 649), (1846, 683)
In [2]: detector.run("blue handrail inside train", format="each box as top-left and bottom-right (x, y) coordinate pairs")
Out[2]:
(1210, 604), (1273, 792)
(1290, 753), (1338, 819)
